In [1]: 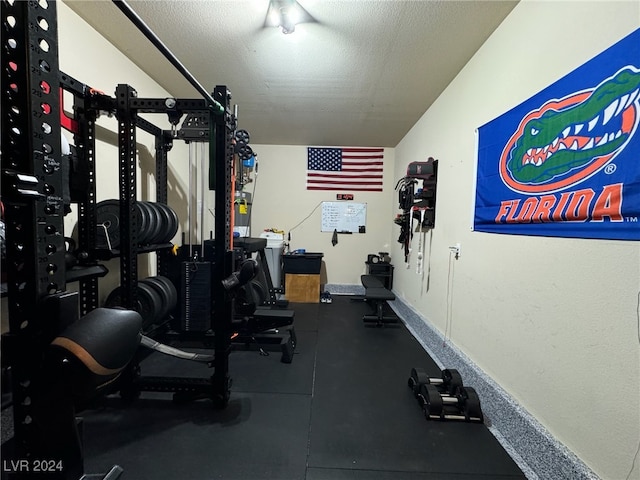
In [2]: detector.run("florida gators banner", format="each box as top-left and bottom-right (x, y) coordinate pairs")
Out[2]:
(474, 29), (640, 241)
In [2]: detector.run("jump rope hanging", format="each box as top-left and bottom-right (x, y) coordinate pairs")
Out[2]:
(394, 176), (417, 264)
(394, 158), (439, 271)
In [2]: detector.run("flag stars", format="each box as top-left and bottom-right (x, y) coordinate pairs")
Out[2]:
(308, 148), (342, 171)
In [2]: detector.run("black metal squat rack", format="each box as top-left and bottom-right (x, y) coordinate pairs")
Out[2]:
(2, 0), (238, 477)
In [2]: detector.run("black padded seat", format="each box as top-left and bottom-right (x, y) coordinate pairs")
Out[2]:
(361, 274), (384, 289)
(365, 287), (396, 302)
(253, 307), (295, 330)
(48, 307), (142, 398)
(233, 237), (267, 253)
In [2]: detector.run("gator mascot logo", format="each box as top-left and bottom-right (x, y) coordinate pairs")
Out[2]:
(500, 66), (640, 194)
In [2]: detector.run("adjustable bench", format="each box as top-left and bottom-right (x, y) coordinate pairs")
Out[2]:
(361, 275), (398, 326)
(233, 284), (297, 363)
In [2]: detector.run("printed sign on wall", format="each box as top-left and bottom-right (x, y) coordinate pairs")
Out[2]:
(474, 29), (640, 240)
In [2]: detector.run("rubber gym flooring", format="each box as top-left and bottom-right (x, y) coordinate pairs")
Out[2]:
(60, 297), (526, 479)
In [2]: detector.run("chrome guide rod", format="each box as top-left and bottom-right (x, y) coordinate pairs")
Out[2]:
(200, 142), (206, 255)
(188, 142), (194, 257)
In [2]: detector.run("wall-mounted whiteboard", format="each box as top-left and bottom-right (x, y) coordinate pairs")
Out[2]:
(321, 202), (367, 233)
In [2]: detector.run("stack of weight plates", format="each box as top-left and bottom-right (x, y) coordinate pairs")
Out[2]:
(104, 275), (178, 330)
(95, 200), (179, 249)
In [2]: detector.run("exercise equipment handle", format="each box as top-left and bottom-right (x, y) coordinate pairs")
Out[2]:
(112, 0), (225, 114)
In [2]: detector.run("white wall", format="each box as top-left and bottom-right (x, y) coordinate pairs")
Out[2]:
(393, 2), (640, 479)
(248, 144), (395, 285)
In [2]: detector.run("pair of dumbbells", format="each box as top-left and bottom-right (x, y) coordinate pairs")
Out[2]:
(408, 367), (464, 398)
(407, 367), (484, 423)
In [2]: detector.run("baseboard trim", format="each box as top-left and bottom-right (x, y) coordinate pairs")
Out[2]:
(324, 284), (599, 480)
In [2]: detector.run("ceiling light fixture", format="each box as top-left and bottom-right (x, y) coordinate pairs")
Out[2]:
(264, 0), (315, 35)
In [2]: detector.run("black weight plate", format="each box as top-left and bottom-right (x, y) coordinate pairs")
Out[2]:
(235, 285), (256, 315)
(96, 199), (121, 249)
(154, 203), (173, 244)
(237, 144), (253, 161)
(248, 279), (267, 307)
(137, 281), (162, 329)
(234, 129), (250, 145)
(460, 387), (484, 422)
(141, 277), (170, 321)
(159, 203), (179, 242)
(141, 201), (163, 245)
(104, 285), (123, 307)
(442, 368), (463, 395)
(150, 203), (166, 244)
(104, 286), (143, 318)
(136, 200), (155, 245)
(150, 202), (169, 245)
(104, 283), (158, 329)
(155, 275), (178, 311)
(135, 202), (148, 244)
(408, 367), (429, 397)
(422, 384), (443, 420)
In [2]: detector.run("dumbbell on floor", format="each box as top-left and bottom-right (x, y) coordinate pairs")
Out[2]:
(420, 384), (484, 423)
(407, 367), (463, 399)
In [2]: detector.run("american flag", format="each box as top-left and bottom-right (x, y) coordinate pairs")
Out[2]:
(307, 147), (384, 192)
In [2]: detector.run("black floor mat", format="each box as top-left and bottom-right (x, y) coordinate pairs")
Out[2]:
(307, 467), (526, 480)
(5, 296), (526, 479)
(82, 392), (311, 480)
(307, 299), (524, 477)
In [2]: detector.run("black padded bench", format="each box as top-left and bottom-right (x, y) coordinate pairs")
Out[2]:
(361, 275), (398, 326)
(232, 304), (297, 363)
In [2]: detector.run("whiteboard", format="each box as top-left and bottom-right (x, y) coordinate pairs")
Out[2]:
(321, 202), (367, 233)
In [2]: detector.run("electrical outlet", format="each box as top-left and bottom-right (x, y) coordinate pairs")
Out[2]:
(449, 243), (461, 259)
(455, 243), (461, 258)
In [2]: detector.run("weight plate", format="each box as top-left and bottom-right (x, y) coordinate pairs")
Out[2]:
(234, 129), (250, 145)
(104, 283), (158, 329)
(154, 203), (174, 244)
(408, 367), (428, 395)
(135, 201), (148, 245)
(141, 276), (171, 322)
(422, 384), (443, 420)
(442, 369), (463, 395)
(137, 281), (162, 329)
(235, 284), (256, 316)
(164, 204), (179, 242)
(141, 201), (163, 245)
(104, 286), (143, 316)
(237, 144), (253, 161)
(151, 202), (170, 245)
(135, 202), (148, 244)
(155, 275), (178, 311)
(138, 201), (156, 245)
(96, 199), (121, 249)
(460, 387), (484, 422)
(248, 279), (267, 307)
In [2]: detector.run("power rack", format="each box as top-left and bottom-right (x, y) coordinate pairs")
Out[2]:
(2, 0), (240, 477)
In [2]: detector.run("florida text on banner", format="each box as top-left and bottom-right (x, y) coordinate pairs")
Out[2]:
(474, 29), (640, 241)
(307, 147), (384, 191)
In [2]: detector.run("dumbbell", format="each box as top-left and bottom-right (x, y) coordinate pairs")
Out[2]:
(407, 367), (463, 399)
(420, 384), (484, 423)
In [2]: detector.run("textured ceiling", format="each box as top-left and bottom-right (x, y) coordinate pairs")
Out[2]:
(64, 0), (518, 147)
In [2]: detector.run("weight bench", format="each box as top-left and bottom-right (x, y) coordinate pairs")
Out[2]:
(233, 301), (297, 363)
(361, 275), (398, 326)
